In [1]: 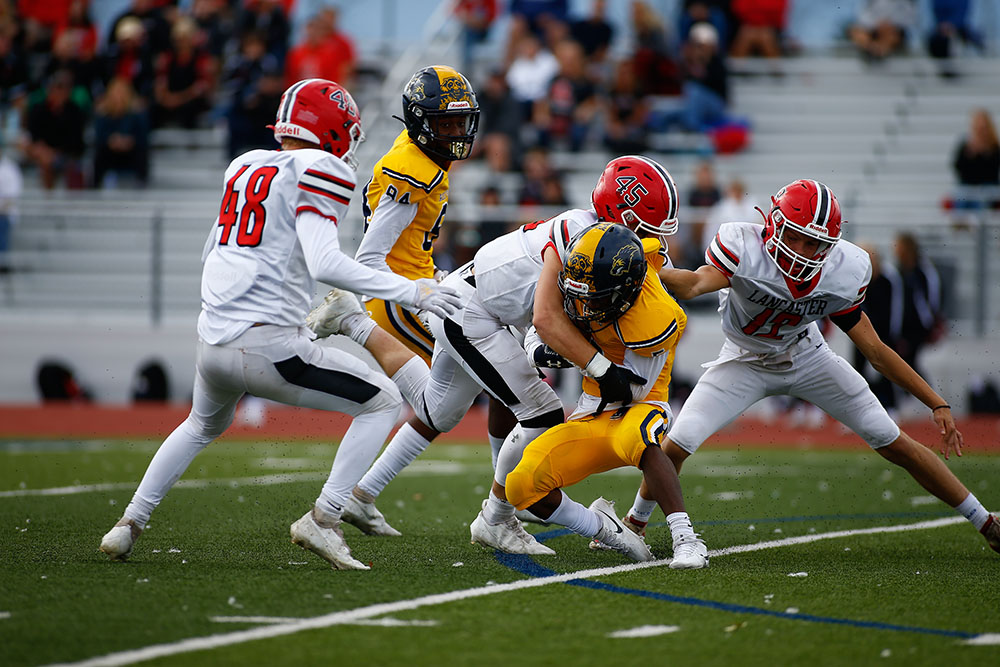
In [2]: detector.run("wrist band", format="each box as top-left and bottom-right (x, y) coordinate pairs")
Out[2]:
(585, 352), (611, 378)
(932, 404), (951, 411)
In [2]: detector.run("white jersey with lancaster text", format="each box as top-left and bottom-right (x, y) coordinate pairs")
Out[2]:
(472, 208), (598, 328)
(198, 148), (355, 344)
(704, 222), (871, 356)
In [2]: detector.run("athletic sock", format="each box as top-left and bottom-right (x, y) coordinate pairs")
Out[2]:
(666, 511), (696, 544)
(547, 491), (601, 538)
(955, 492), (990, 530)
(341, 312), (377, 346)
(356, 422), (430, 499)
(482, 489), (515, 525)
(629, 491), (657, 524)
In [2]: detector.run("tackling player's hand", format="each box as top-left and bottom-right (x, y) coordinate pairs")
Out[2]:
(591, 355), (646, 414)
(932, 405), (963, 459)
(529, 342), (574, 369)
(413, 278), (462, 320)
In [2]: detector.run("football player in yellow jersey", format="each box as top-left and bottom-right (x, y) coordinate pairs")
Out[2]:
(504, 223), (709, 568)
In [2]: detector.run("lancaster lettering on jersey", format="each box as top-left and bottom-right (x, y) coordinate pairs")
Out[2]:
(746, 288), (829, 316)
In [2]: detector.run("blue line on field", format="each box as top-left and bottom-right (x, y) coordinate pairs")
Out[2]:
(494, 552), (977, 639)
(529, 510), (953, 542)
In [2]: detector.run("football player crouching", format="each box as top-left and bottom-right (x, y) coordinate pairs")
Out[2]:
(504, 222), (710, 569)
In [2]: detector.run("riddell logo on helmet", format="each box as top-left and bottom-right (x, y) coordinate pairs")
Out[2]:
(447, 101), (471, 110)
(566, 278), (590, 294)
(273, 122), (300, 137)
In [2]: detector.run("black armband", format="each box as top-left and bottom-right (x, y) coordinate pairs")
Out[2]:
(830, 307), (863, 332)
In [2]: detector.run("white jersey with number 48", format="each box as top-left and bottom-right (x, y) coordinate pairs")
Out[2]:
(704, 222), (872, 356)
(198, 148), (356, 344)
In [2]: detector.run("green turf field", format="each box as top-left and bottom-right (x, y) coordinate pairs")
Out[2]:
(2, 438), (998, 666)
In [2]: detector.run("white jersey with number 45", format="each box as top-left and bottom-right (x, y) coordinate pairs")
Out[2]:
(705, 222), (872, 356)
(198, 148), (355, 344)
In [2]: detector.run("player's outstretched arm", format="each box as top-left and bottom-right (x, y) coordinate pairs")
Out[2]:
(532, 249), (601, 368)
(657, 264), (729, 300)
(847, 311), (964, 459)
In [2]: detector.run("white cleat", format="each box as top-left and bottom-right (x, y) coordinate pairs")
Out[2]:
(589, 497), (653, 562)
(589, 513), (645, 551)
(470, 505), (555, 556)
(100, 519), (142, 561)
(669, 534), (709, 569)
(290, 509), (369, 571)
(306, 288), (364, 338)
(342, 495), (402, 537)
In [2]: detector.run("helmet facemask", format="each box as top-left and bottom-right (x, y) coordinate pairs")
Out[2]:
(764, 205), (839, 282)
(619, 208), (678, 241)
(411, 106), (480, 161)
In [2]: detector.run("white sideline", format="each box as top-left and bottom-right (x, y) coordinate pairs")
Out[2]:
(48, 516), (971, 667)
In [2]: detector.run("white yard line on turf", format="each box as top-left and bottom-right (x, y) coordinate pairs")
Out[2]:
(0, 611), (10, 620)
(0, 461), (488, 498)
(210, 616), (437, 627)
(47, 516), (973, 667)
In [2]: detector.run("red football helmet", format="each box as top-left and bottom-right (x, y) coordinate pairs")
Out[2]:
(592, 155), (679, 239)
(269, 79), (365, 169)
(760, 179), (843, 282)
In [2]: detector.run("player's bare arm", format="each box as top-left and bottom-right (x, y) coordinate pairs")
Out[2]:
(533, 248), (600, 368)
(658, 264), (729, 299)
(846, 311), (963, 458)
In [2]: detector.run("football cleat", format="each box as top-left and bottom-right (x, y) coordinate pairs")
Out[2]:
(982, 512), (1000, 555)
(589, 512), (646, 550)
(341, 495), (401, 537)
(99, 518), (142, 561)
(290, 508), (369, 571)
(589, 497), (653, 562)
(669, 534), (709, 570)
(306, 288), (364, 339)
(470, 503), (555, 555)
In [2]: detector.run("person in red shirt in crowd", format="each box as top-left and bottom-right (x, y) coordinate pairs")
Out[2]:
(152, 15), (214, 128)
(284, 8), (355, 88)
(54, 0), (97, 60)
(455, 0), (498, 70)
(729, 0), (787, 58)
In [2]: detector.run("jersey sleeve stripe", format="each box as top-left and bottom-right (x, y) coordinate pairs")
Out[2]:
(300, 172), (353, 200)
(296, 205), (338, 222)
(382, 167), (443, 193)
(298, 182), (351, 205)
(706, 245), (736, 278)
(614, 318), (678, 349)
(304, 169), (355, 190)
(713, 234), (739, 266)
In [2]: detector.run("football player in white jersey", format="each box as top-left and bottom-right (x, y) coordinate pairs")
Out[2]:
(310, 155), (683, 554)
(99, 79), (463, 571)
(619, 179), (1000, 556)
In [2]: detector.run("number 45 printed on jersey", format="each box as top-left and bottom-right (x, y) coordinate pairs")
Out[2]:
(218, 165), (279, 247)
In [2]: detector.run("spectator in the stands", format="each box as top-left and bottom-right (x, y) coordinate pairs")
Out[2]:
(928, 0), (982, 73)
(476, 68), (523, 167)
(92, 76), (150, 188)
(455, 0), (499, 72)
(728, 0), (786, 58)
(702, 177), (757, 249)
(847, 0), (917, 62)
(192, 0), (235, 60)
(602, 58), (650, 154)
(681, 159), (720, 267)
(678, 0), (729, 48)
(103, 16), (156, 100)
(284, 11), (354, 88)
(0, 140), (22, 273)
(43, 26), (102, 106)
(55, 1), (98, 61)
(654, 22), (728, 133)
(852, 242), (903, 415)
(517, 146), (561, 206)
(630, 1), (680, 96)
(107, 0), (172, 55)
(506, 32), (559, 116)
(477, 185), (511, 244)
(952, 108), (1000, 189)
(570, 0), (614, 64)
(531, 39), (598, 151)
(23, 70), (87, 189)
(237, 0), (289, 65)
(0, 30), (29, 114)
(223, 30), (282, 158)
(894, 233), (944, 386)
(504, 0), (569, 66)
(152, 15), (214, 128)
